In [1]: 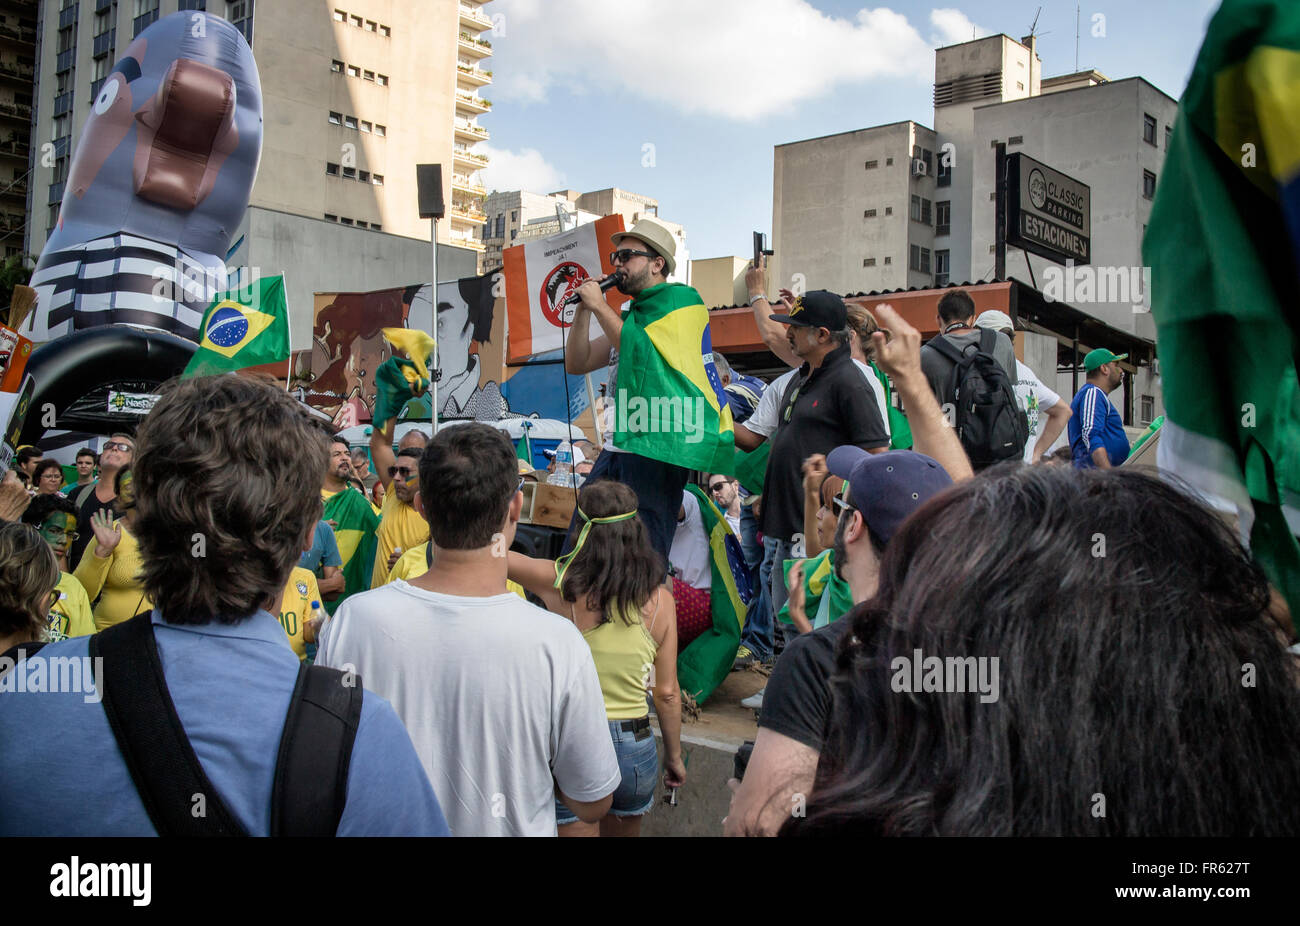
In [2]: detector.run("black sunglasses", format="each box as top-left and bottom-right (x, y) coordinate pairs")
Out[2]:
(388, 465), (418, 479)
(708, 481), (730, 493)
(609, 248), (656, 265)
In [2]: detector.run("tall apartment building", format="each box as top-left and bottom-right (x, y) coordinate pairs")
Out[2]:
(771, 32), (1174, 421)
(480, 185), (689, 280)
(0, 0), (33, 259)
(28, 0), (491, 344)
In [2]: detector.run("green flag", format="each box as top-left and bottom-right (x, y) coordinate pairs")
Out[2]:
(677, 484), (749, 706)
(613, 283), (735, 473)
(322, 486), (379, 615)
(777, 548), (855, 630)
(183, 276), (290, 377)
(1143, 0), (1300, 628)
(734, 442), (770, 496)
(516, 422), (533, 468)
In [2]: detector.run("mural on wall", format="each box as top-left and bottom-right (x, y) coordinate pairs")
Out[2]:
(301, 270), (604, 435)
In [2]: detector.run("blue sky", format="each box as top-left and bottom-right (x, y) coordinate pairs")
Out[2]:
(480, 0), (1220, 260)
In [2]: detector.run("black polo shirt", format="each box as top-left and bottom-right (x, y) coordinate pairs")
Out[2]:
(759, 345), (889, 542)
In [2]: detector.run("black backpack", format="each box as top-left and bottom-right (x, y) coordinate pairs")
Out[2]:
(929, 329), (1029, 468)
(87, 613), (363, 836)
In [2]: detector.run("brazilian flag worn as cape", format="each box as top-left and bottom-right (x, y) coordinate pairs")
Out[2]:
(614, 283), (735, 474)
(777, 549), (855, 629)
(1143, 0), (1300, 628)
(322, 487), (379, 616)
(677, 484), (752, 705)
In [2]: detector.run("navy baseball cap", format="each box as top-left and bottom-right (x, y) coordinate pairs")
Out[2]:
(769, 290), (847, 330)
(825, 447), (953, 545)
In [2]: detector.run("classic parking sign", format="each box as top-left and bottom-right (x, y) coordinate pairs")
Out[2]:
(1007, 153), (1091, 265)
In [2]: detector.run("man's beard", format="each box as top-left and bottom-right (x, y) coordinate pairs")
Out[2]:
(618, 266), (652, 296)
(832, 510), (851, 577)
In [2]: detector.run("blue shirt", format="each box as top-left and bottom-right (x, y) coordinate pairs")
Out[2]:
(1069, 382), (1130, 468)
(0, 609), (449, 836)
(300, 520), (343, 574)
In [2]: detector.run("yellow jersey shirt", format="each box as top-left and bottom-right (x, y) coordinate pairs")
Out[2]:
(73, 522), (152, 631)
(278, 567), (321, 661)
(371, 490), (430, 588)
(387, 542), (527, 600)
(48, 572), (95, 641)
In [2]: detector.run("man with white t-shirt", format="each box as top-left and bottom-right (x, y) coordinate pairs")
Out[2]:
(318, 423), (619, 837)
(975, 311), (1072, 463)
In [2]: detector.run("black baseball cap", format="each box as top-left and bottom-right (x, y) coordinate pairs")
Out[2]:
(769, 290), (847, 330)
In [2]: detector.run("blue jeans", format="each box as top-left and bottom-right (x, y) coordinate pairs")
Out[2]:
(555, 719), (659, 824)
(739, 534), (780, 660)
(768, 538), (795, 652)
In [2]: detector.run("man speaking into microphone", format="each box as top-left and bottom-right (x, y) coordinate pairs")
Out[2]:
(563, 217), (735, 568)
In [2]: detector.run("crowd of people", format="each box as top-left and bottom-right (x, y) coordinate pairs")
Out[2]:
(0, 218), (1296, 838)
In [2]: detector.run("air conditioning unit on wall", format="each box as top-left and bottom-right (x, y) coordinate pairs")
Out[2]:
(911, 158), (928, 177)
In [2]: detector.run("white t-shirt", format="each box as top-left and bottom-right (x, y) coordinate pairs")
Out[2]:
(669, 491), (711, 590)
(317, 580), (620, 837)
(744, 361), (891, 441)
(1013, 360), (1061, 462)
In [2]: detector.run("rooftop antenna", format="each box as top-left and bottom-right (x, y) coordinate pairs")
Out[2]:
(1075, 4), (1081, 72)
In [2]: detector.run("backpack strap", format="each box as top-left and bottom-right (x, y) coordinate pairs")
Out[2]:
(270, 663), (363, 837)
(927, 333), (967, 366)
(89, 614), (249, 836)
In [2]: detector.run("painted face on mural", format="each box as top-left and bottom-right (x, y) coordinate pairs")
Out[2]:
(437, 289), (474, 382)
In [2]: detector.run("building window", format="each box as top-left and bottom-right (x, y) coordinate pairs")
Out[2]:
(134, 0), (159, 14)
(331, 59), (343, 73)
(864, 160), (878, 169)
(93, 56), (110, 81)
(358, 170), (370, 182)
(380, 24), (390, 37)
(340, 216), (354, 225)
(347, 64), (360, 78)
(344, 115), (357, 129)
(937, 158), (951, 187)
(365, 20), (376, 31)
(356, 220), (367, 229)
(864, 209), (876, 218)
(1016, 81), (1024, 90)
(333, 9), (345, 22)
(935, 250), (950, 287)
(884, 206), (892, 216)
(883, 256), (891, 265)
(885, 157), (893, 166)
(328, 111), (341, 124)
(1141, 395), (1154, 424)
(935, 200), (950, 236)
(363, 70), (374, 81)
(372, 223), (381, 231)
(1143, 169), (1157, 199)
(1143, 113), (1157, 145)
(1165, 125), (1172, 149)
(495, 215), (504, 237)
(324, 213), (338, 222)
(360, 120), (371, 133)
(1008, 135), (1023, 146)
(350, 14), (362, 27)
(325, 162), (339, 176)
(374, 124), (386, 136)
(342, 166), (356, 179)
(376, 74), (388, 86)
(372, 174), (383, 185)
(909, 245), (931, 274)
(910, 195), (931, 225)
(863, 258), (876, 267)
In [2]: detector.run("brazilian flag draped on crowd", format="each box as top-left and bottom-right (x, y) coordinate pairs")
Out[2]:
(613, 283), (735, 474)
(322, 488), (380, 615)
(677, 484), (752, 705)
(182, 275), (290, 377)
(777, 549), (855, 630)
(1143, 0), (1300, 629)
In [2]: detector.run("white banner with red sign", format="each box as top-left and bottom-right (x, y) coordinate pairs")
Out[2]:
(503, 214), (626, 361)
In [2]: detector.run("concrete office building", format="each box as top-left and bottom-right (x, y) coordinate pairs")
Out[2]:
(0, 0), (32, 260)
(28, 0), (491, 346)
(690, 256), (748, 309)
(771, 31), (1174, 424)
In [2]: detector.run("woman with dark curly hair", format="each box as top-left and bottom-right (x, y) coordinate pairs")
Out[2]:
(0, 521), (60, 661)
(509, 479), (687, 836)
(31, 459), (66, 496)
(784, 465), (1300, 837)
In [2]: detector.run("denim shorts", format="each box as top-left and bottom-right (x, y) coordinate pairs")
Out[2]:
(555, 718), (659, 824)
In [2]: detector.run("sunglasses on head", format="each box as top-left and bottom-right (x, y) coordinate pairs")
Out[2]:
(609, 248), (656, 265)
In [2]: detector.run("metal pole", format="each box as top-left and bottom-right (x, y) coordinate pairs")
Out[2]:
(995, 143), (1007, 282)
(430, 218), (439, 434)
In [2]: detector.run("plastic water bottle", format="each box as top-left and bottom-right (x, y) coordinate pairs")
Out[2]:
(546, 445), (574, 486)
(308, 599), (329, 647)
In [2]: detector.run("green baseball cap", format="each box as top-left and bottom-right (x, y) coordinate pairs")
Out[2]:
(1084, 348), (1128, 372)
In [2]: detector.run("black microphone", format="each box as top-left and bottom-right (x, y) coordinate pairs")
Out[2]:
(562, 271), (625, 308)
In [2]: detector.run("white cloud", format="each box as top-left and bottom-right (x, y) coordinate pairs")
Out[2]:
(477, 144), (566, 193)
(491, 1), (948, 120)
(929, 8), (986, 47)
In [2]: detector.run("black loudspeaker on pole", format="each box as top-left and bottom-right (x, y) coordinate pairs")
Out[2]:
(416, 164), (445, 220)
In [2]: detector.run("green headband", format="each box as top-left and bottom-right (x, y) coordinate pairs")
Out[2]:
(553, 507), (638, 589)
